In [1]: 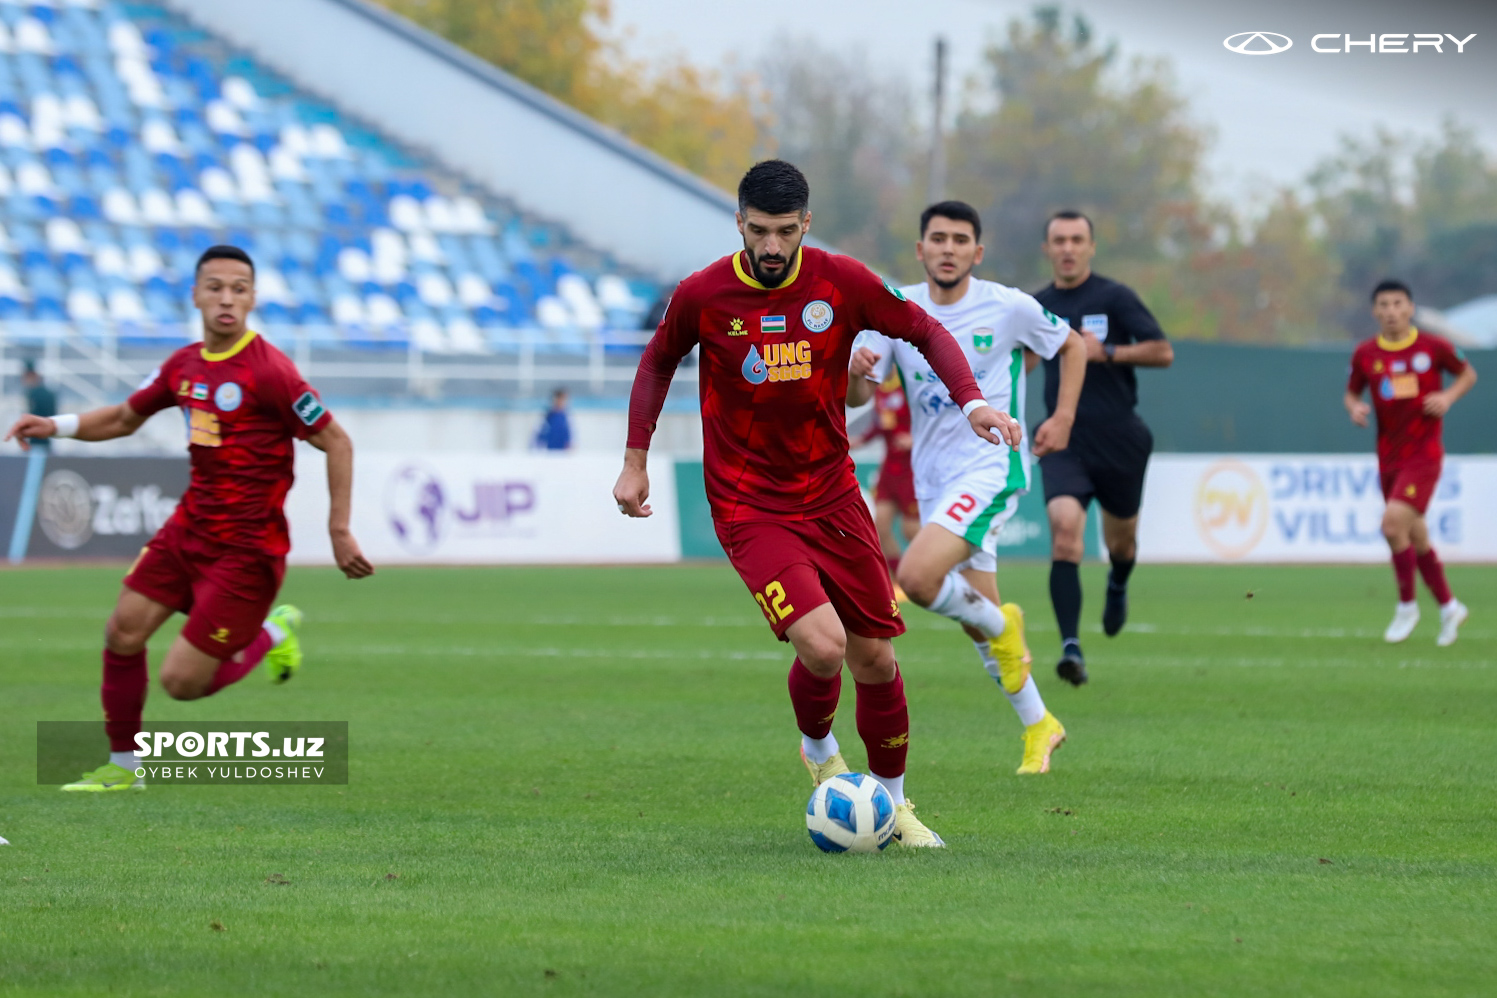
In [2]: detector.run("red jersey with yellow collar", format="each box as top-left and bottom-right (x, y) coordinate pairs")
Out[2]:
(626, 246), (982, 522)
(1347, 329), (1467, 467)
(127, 330), (332, 556)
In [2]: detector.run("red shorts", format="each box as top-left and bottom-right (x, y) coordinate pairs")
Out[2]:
(124, 516), (285, 659)
(715, 500), (905, 642)
(1380, 459), (1441, 515)
(874, 462), (919, 519)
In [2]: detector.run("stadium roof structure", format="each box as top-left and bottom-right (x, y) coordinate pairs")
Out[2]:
(162, 0), (741, 283)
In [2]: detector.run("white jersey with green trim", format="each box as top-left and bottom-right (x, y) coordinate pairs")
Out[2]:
(857, 277), (1071, 497)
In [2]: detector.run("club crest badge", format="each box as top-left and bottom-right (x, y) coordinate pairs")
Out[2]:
(214, 382), (242, 412)
(801, 300), (834, 333)
(1412, 352), (1431, 373)
(972, 328), (994, 354)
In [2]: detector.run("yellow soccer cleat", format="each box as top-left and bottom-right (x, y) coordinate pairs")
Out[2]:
(892, 799), (946, 848)
(61, 762), (144, 792)
(800, 747), (851, 787)
(1017, 711), (1067, 775)
(989, 603), (1030, 694)
(264, 604), (304, 684)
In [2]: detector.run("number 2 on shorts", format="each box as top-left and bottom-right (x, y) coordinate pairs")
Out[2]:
(945, 493), (978, 522)
(753, 580), (795, 623)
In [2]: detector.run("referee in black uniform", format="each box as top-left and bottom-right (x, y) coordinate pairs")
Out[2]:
(1033, 211), (1173, 685)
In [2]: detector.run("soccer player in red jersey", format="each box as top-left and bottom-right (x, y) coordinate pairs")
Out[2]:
(854, 372), (919, 590)
(1345, 279), (1477, 646)
(5, 246), (374, 791)
(613, 161), (1018, 847)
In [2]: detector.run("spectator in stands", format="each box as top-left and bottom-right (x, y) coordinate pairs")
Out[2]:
(535, 388), (573, 451)
(22, 360), (57, 450)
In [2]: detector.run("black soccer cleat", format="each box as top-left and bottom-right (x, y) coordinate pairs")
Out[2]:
(1103, 582), (1129, 637)
(1056, 642), (1088, 686)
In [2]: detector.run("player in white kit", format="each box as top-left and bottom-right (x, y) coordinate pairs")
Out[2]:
(850, 201), (1086, 774)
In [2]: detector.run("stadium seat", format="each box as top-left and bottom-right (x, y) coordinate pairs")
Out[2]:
(0, 1), (660, 366)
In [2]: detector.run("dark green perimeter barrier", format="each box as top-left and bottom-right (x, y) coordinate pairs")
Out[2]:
(1019, 342), (1495, 455)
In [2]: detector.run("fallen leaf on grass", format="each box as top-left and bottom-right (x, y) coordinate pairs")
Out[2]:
(209, 921), (226, 932)
(265, 873), (291, 885)
(1046, 808), (1074, 816)
(384, 872), (400, 880)
(1318, 858), (1333, 865)
(544, 969), (558, 979)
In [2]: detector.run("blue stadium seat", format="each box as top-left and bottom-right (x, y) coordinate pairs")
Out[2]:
(0, 0), (660, 369)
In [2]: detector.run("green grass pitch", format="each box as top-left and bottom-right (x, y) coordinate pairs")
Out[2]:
(2, 561), (1494, 996)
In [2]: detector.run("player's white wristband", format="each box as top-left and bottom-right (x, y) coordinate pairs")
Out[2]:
(51, 413), (80, 438)
(960, 399), (991, 418)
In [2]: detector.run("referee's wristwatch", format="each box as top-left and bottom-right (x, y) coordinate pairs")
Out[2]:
(1103, 343), (1117, 363)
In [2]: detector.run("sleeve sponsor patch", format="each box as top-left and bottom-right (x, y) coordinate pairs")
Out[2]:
(293, 391), (326, 426)
(137, 366), (161, 391)
(882, 279), (907, 302)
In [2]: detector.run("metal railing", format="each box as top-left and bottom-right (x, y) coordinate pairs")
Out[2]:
(0, 322), (689, 403)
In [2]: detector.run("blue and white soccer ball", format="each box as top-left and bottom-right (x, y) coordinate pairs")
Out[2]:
(806, 772), (897, 853)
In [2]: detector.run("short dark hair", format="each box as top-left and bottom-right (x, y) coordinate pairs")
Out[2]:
(737, 160), (809, 217)
(1371, 279), (1413, 303)
(920, 201), (982, 242)
(195, 245), (255, 278)
(1045, 210), (1094, 240)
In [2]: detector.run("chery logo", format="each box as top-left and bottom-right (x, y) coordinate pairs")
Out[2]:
(1223, 31), (1293, 55)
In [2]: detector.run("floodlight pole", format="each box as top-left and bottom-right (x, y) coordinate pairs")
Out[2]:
(927, 36), (947, 205)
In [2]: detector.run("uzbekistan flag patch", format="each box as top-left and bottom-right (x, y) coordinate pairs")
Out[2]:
(760, 314), (786, 334)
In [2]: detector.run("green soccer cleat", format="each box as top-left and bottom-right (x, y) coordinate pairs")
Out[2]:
(265, 604), (304, 684)
(61, 762), (144, 792)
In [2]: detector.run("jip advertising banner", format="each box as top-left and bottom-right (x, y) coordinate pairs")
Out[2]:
(284, 450), (681, 565)
(1138, 454), (1497, 563)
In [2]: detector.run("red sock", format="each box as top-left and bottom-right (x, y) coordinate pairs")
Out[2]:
(205, 628), (272, 695)
(855, 667), (909, 779)
(102, 649), (148, 752)
(787, 658), (840, 739)
(1416, 549), (1453, 605)
(1391, 547), (1417, 602)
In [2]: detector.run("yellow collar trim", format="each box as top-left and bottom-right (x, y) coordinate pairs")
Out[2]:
(732, 247), (802, 291)
(1376, 328), (1418, 352)
(201, 329), (257, 362)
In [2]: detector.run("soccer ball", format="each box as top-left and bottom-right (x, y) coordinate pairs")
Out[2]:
(805, 773), (896, 853)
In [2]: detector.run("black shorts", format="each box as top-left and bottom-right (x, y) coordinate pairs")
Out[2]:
(1039, 420), (1153, 519)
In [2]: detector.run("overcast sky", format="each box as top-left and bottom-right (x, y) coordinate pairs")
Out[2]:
(608, 0), (1497, 206)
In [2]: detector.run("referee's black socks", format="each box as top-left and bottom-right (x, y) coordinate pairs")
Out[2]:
(1109, 558), (1136, 590)
(1049, 560), (1082, 645)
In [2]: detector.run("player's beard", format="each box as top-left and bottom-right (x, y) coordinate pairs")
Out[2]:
(926, 261), (973, 291)
(747, 247), (794, 288)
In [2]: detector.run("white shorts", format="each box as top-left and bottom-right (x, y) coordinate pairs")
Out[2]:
(918, 465), (1025, 574)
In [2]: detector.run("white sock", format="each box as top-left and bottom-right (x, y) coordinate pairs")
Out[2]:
(1006, 676), (1048, 727)
(928, 573), (1006, 638)
(1397, 600), (1418, 612)
(801, 732), (839, 765)
(1441, 598), (1461, 613)
(109, 751), (139, 771)
(974, 642), (1048, 726)
(264, 620), (287, 646)
(871, 772), (905, 804)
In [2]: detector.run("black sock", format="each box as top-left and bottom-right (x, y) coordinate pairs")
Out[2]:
(1050, 560), (1082, 645)
(1109, 558), (1136, 589)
